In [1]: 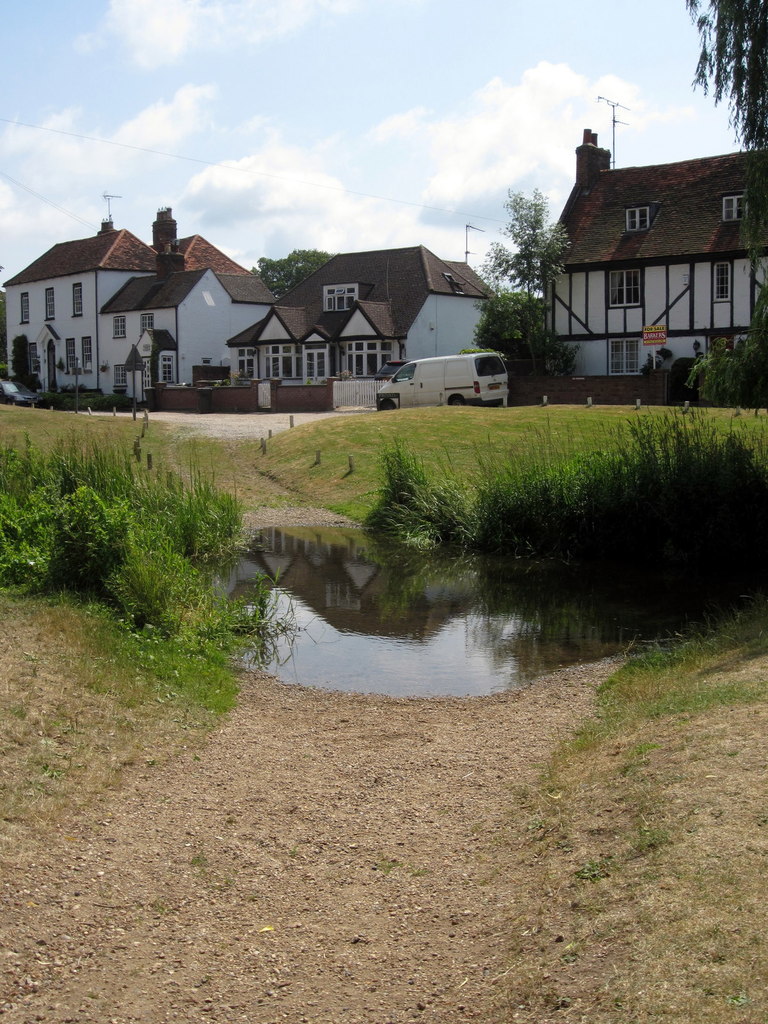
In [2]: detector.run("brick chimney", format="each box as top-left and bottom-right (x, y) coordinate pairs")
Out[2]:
(575, 129), (611, 189)
(152, 207), (178, 252)
(98, 218), (116, 234)
(156, 242), (185, 280)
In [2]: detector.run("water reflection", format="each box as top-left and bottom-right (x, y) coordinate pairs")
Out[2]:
(228, 526), (747, 698)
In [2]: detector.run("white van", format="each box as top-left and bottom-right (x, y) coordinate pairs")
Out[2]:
(376, 353), (508, 410)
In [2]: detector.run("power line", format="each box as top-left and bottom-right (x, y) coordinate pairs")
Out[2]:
(0, 116), (503, 226)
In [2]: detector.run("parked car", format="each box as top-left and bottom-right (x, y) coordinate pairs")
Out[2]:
(376, 353), (508, 410)
(0, 380), (39, 406)
(373, 360), (407, 381)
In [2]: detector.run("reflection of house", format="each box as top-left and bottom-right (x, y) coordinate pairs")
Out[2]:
(3, 207), (273, 395)
(232, 527), (472, 642)
(552, 129), (760, 376)
(226, 246), (489, 381)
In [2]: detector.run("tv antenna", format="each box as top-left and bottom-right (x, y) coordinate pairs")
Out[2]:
(102, 192), (122, 219)
(465, 223), (485, 263)
(597, 96), (629, 168)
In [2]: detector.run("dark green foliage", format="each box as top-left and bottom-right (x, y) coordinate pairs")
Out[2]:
(47, 486), (130, 596)
(368, 414), (768, 570)
(695, 297), (768, 409)
(38, 391), (134, 412)
(10, 334), (39, 390)
(687, 0), (768, 251)
(253, 249), (334, 298)
(0, 438), (275, 655)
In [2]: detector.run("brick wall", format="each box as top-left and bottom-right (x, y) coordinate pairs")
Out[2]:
(508, 371), (669, 407)
(270, 379), (335, 413)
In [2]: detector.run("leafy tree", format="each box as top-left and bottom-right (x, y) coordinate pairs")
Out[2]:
(474, 291), (577, 375)
(482, 190), (570, 373)
(687, 0), (768, 250)
(253, 249), (334, 299)
(687, 1), (768, 406)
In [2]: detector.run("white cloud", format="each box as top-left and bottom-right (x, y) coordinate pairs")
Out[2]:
(79, 0), (364, 67)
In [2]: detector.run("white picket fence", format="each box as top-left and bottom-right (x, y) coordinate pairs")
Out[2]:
(332, 379), (382, 408)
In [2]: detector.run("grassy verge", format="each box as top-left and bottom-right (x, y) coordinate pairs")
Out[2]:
(497, 601), (768, 1023)
(0, 592), (235, 850)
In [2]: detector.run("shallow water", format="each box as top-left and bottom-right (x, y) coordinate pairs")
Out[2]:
(228, 526), (752, 698)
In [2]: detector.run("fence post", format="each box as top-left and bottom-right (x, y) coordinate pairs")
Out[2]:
(260, 437), (267, 454)
(146, 453), (153, 470)
(586, 397), (592, 407)
(314, 450), (321, 466)
(348, 455), (355, 473)
(542, 395), (548, 406)
(635, 398), (642, 410)
(289, 415), (294, 428)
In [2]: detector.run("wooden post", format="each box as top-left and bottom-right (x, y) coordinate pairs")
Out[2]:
(289, 415), (295, 428)
(348, 455), (355, 473)
(146, 453), (153, 470)
(636, 398), (642, 410)
(586, 397), (592, 407)
(542, 395), (548, 406)
(314, 451), (321, 466)
(260, 437), (267, 454)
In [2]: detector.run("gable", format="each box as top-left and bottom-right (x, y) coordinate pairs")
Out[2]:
(338, 308), (380, 338)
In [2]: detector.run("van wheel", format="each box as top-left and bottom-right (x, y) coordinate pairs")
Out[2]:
(447, 394), (465, 406)
(379, 399), (397, 411)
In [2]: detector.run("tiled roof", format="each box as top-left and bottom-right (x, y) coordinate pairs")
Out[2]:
(177, 235), (252, 275)
(4, 228), (157, 286)
(272, 245), (488, 338)
(101, 270), (273, 314)
(101, 270), (208, 313)
(146, 328), (177, 351)
(561, 151), (748, 266)
(218, 273), (275, 303)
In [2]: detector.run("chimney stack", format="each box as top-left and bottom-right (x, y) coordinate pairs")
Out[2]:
(153, 207), (178, 252)
(575, 129), (611, 190)
(98, 218), (115, 235)
(156, 242), (185, 280)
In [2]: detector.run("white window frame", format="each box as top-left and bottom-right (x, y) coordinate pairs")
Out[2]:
(114, 364), (127, 388)
(113, 315), (126, 338)
(344, 340), (393, 377)
(140, 313), (154, 333)
(304, 344), (328, 380)
(237, 348), (255, 378)
(45, 287), (55, 320)
(143, 363), (152, 391)
(625, 206), (650, 231)
(160, 353), (174, 383)
(323, 284), (358, 311)
(265, 344), (302, 379)
(72, 282), (83, 317)
(609, 269), (641, 307)
(65, 338), (76, 372)
(20, 292), (29, 323)
(609, 338), (640, 375)
(28, 342), (40, 375)
(714, 262), (731, 301)
(81, 336), (93, 370)
(723, 194), (744, 221)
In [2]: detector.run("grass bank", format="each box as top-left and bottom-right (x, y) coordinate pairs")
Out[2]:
(497, 599), (768, 1022)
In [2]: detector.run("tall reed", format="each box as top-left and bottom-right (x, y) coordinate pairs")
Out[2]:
(368, 413), (768, 569)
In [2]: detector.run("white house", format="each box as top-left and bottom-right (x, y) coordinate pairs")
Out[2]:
(226, 245), (489, 380)
(3, 208), (273, 395)
(552, 129), (762, 376)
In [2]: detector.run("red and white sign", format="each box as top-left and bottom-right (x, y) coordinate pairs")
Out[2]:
(643, 324), (668, 345)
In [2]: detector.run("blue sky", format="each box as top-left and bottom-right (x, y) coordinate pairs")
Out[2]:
(1, 0), (739, 284)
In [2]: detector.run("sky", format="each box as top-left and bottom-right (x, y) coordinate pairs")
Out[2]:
(0, 0), (741, 285)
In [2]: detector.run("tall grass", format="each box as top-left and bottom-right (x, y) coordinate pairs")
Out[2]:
(367, 412), (768, 569)
(0, 436), (279, 668)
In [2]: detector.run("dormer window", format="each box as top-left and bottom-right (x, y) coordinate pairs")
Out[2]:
(625, 206), (650, 232)
(324, 284), (358, 311)
(443, 272), (465, 294)
(723, 194), (744, 221)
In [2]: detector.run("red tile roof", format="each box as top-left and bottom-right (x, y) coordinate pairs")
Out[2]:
(4, 228), (157, 286)
(561, 151), (748, 266)
(177, 235), (251, 275)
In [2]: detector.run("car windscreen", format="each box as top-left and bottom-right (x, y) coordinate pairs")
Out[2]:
(392, 362), (416, 382)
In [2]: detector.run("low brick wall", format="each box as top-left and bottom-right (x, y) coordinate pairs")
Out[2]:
(148, 379), (335, 413)
(270, 379), (335, 413)
(508, 371), (669, 407)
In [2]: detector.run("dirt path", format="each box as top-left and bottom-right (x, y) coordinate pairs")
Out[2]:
(2, 413), (615, 1022)
(1, 660), (617, 1023)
